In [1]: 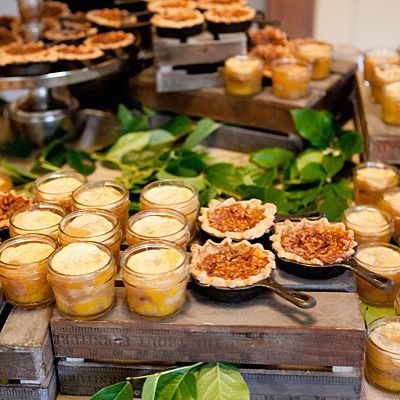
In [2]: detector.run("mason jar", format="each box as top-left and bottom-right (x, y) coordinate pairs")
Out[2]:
(379, 187), (400, 243)
(295, 41), (332, 80)
(371, 63), (400, 104)
(382, 81), (400, 126)
(0, 234), (56, 308)
(363, 48), (399, 83)
(122, 240), (189, 319)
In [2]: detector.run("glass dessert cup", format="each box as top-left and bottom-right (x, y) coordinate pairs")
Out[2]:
(122, 240), (189, 319)
(140, 180), (199, 239)
(271, 57), (311, 99)
(343, 205), (394, 245)
(58, 209), (122, 264)
(355, 243), (400, 306)
(126, 209), (190, 248)
(72, 180), (130, 235)
(0, 234), (57, 308)
(47, 242), (116, 320)
(32, 170), (87, 211)
(9, 202), (66, 239)
(353, 162), (399, 205)
(382, 81), (400, 126)
(370, 63), (400, 104)
(224, 55), (263, 96)
(363, 48), (400, 83)
(295, 41), (332, 80)
(379, 187), (400, 242)
(365, 317), (400, 393)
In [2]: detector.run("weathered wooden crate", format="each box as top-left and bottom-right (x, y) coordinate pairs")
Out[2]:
(131, 59), (357, 132)
(355, 72), (400, 163)
(50, 288), (365, 368)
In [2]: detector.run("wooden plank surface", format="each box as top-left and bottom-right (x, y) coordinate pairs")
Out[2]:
(51, 288), (365, 367)
(0, 305), (54, 381)
(355, 72), (400, 163)
(130, 60), (357, 133)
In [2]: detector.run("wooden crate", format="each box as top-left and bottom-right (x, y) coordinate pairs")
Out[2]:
(130, 59), (357, 133)
(355, 72), (400, 163)
(51, 288), (365, 368)
(57, 359), (362, 399)
(0, 305), (54, 381)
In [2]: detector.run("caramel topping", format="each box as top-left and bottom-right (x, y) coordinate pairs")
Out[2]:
(208, 203), (265, 232)
(164, 9), (198, 22)
(90, 9), (128, 22)
(281, 226), (353, 265)
(90, 31), (129, 45)
(200, 247), (269, 280)
(210, 7), (249, 17)
(5, 43), (44, 55)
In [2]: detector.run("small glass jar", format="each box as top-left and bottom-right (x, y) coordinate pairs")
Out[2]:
(271, 57), (311, 100)
(48, 242), (116, 320)
(126, 209), (190, 248)
(59, 209), (122, 263)
(140, 180), (199, 239)
(122, 241), (189, 319)
(72, 181), (130, 236)
(32, 170), (87, 211)
(355, 243), (400, 306)
(365, 317), (400, 393)
(363, 48), (400, 83)
(224, 55), (263, 97)
(379, 188), (400, 242)
(9, 202), (66, 239)
(343, 205), (394, 244)
(382, 81), (400, 126)
(370, 64), (400, 104)
(295, 41), (332, 80)
(354, 162), (399, 205)
(0, 234), (56, 308)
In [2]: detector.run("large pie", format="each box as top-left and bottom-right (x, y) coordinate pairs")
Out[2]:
(198, 198), (276, 240)
(270, 218), (357, 266)
(190, 238), (276, 288)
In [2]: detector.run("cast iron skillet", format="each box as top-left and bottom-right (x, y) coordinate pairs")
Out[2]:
(192, 274), (316, 309)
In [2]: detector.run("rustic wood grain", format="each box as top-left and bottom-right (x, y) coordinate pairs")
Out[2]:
(51, 288), (365, 367)
(355, 72), (400, 163)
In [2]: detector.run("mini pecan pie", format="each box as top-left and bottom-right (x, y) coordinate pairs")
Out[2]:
(197, 0), (247, 10)
(204, 5), (255, 24)
(53, 44), (104, 61)
(86, 8), (138, 29)
(199, 198), (276, 240)
(190, 238), (275, 287)
(151, 8), (204, 29)
(84, 31), (135, 50)
(44, 27), (98, 42)
(148, 0), (197, 13)
(43, 1), (71, 19)
(271, 218), (357, 266)
(0, 191), (33, 229)
(0, 42), (57, 66)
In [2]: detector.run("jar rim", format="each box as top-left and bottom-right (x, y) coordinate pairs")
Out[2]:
(271, 57), (310, 69)
(367, 316), (400, 356)
(33, 170), (86, 195)
(364, 47), (398, 56)
(356, 242), (400, 271)
(354, 161), (399, 176)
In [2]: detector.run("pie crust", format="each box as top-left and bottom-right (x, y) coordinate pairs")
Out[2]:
(44, 27), (98, 42)
(0, 42), (58, 66)
(198, 198), (276, 240)
(0, 191), (33, 229)
(204, 5), (256, 24)
(53, 44), (104, 61)
(84, 31), (135, 50)
(148, 0), (197, 13)
(197, 0), (247, 10)
(86, 8), (138, 29)
(270, 218), (357, 266)
(151, 8), (204, 29)
(190, 238), (276, 288)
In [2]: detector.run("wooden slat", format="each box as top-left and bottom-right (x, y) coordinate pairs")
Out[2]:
(355, 72), (400, 163)
(0, 305), (54, 381)
(51, 288), (365, 367)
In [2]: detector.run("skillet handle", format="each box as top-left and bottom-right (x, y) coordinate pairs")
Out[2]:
(275, 211), (326, 223)
(257, 279), (316, 309)
(341, 259), (395, 291)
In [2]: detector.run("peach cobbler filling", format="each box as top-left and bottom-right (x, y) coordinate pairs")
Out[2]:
(281, 226), (353, 265)
(200, 247), (269, 280)
(208, 204), (265, 232)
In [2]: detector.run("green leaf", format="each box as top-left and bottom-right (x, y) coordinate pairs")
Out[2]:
(156, 170), (206, 191)
(124, 116), (149, 133)
(197, 363), (250, 400)
(142, 375), (159, 400)
(156, 370), (197, 400)
(318, 195), (347, 221)
(67, 149), (96, 176)
(40, 138), (68, 167)
(1, 160), (38, 184)
(322, 154), (345, 178)
(117, 104), (134, 126)
(287, 185), (320, 207)
(163, 115), (193, 137)
(251, 148), (294, 169)
(167, 151), (206, 177)
(182, 118), (220, 149)
(324, 179), (353, 201)
(295, 149), (324, 171)
(107, 132), (150, 161)
(291, 109), (336, 149)
(0, 135), (32, 158)
(91, 381), (133, 400)
(263, 187), (291, 214)
(149, 129), (174, 147)
(199, 187), (218, 206)
(299, 163), (327, 182)
(361, 303), (395, 326)
(206, 163), (244, 195)
(339, 130), (364, 159)
(255, 167), (277, 187)
(236, 185), (265, 200)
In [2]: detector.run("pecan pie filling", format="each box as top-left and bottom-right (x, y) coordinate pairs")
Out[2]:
(207, 203), (265, 232)
(200, 247), (270, 280)
(280, 226), (353, 265)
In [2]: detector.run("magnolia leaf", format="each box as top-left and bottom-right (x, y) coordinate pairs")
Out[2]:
(163, 115), (193, 137)
(361, 303), (395, 326)
(197, 363), (250, 400)
(91, 381), (133, 400)
(322, 154), (345, 178)
(107, 132), (150, 161)
(142, 375), (160, 400)
(299, 163), (327, 182)
(167, 152), (206, 177)
(251, 148), (294, 169)
(287, 186), (320, 207)
(117, 104), (148, 133)
(236, 185), (265, 200)
(1, 160), (39, 184)
(67, 149), (96, 176)
(39, 138), (68, 167)
(206, 163), (244, 195)
(255, 167), (277, 187)
(117, 104), (134, 126)
(291, 109), (336, 149)
(182, 118), (220, 149)
(318, 195), (347, 221)
(149, 129), (174, 147)
(156, 170), (206, 191)
(323, 179), (353, 201)
(296, 149), (324, 171)
(155, 370), (197, 400)
(339, 130), (364, 159)
(199, 187), (218, 206)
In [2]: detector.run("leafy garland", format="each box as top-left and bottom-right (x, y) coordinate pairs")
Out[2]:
(1, 105), (363, 220)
